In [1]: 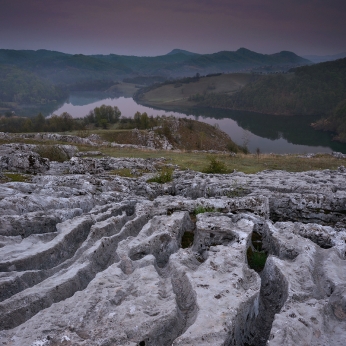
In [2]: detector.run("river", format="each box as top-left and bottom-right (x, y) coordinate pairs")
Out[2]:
(51, 93), (346, 154)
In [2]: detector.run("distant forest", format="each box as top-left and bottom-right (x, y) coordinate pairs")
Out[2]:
(194, 58), (346, 116)
(189, 58), (346, 142)
(0, 65), (67, 106)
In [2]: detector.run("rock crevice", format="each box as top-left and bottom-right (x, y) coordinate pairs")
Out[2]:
(0, 144), (345, 345)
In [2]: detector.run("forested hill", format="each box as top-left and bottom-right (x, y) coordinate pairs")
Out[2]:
(93, 48), (309, 77)
(0, 50), (132, 85)
(196, 57), (346, 115)
(312, 99), (346, 142)
(0, 48), (309, 85)
(0, 65), (67, 106)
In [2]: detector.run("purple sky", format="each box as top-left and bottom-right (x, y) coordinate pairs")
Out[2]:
(1, 0), (345, 56)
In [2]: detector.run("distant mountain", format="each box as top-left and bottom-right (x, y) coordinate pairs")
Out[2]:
(166, 49), (199, 56)
(303, 52), (346, 63)
(0, 49), (133, 85)
(179, 48), (310, 75)
(0, 48), (310, 85)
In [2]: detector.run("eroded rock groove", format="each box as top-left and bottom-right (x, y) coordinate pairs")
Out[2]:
(0, 144), (345, 345)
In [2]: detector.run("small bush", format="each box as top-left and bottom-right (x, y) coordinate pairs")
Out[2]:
(239, 145), (249, 154)
(35, 145), (68, 162)
(227, 142), (240, 153)
(147, 167), (173, 184)
(203, 156), (228, 174)
(247, 232), (268, 272)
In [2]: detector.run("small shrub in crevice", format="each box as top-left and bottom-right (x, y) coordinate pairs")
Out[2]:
(194, 205), (216, 215)
(203, 156), (228, 174)
(35, 145), (68, 162)
(247, 231), (268, 272)
(147, 167), (173, 184)
(247, 247), (268, 273)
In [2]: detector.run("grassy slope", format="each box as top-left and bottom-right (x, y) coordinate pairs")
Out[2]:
(1, 136), (344, 174)
(139, 74), (252, 109)
(85, 117), (243, 152)
(99, 149), (345, 174)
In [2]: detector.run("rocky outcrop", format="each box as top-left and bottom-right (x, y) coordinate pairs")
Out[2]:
(172, 168), (346, 225)
(0, 144), (50, 174)
(0, 148), (346, 345)
(0, 131), (172, 151)
(131, 128), (173, 150)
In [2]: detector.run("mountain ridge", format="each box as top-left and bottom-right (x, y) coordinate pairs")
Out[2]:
(0, 47), (310, 84)
(166, 49), (199, 56)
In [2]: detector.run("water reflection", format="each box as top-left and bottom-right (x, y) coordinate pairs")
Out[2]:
(186, 107), (346, 153)
(49, 93), (346, 154)
(14, 100), (66, 118)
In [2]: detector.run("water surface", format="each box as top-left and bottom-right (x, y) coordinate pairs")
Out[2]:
(51, 93), (346, 154)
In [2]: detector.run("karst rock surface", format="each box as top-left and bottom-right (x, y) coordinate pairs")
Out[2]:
(0, 146), (346, 345)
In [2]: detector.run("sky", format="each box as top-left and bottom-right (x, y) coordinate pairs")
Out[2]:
(0, 0), (345, 56)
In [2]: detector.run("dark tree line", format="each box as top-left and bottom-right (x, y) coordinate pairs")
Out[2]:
(0, 106), (164, 134)
(0, 112), (83, 133)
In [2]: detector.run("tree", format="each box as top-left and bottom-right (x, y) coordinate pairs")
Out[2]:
(33, 113), (45, 132)
(134, 111), (141, 128)
(140, 112), (149, 129)
(22, 118), (33, 132)
(91, 105), (121, 127)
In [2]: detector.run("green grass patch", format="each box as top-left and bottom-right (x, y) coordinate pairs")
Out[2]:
(147, 167), (174, 183)
(3, 173), (30, 182)
(1, 136), (345, 174)
(97, 147), (346, 173)
(194, 205), (216, 215)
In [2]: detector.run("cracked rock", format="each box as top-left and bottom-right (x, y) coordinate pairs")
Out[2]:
(0, 152), (346, 345)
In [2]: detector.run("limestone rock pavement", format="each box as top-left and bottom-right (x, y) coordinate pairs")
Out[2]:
(0, 144), (345, 345)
